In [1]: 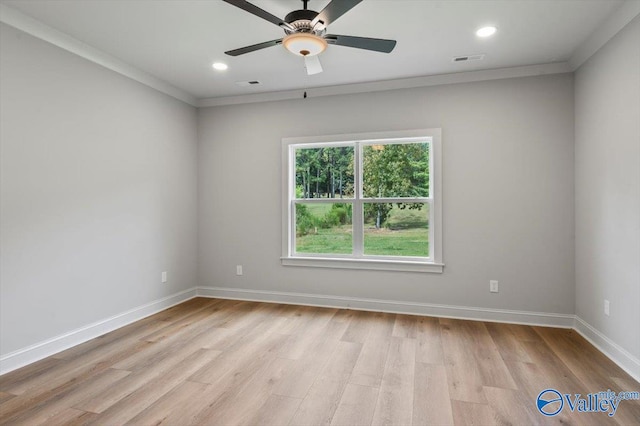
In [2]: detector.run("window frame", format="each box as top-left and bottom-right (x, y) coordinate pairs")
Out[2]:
(281, 129), (443, 273)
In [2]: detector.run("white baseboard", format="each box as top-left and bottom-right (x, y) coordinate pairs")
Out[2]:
(573, 316), (640, 383)
(196, 286), (575, 328)
(0, 287), (197, 375)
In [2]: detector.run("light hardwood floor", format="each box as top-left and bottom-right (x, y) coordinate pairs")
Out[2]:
(1, 297), (639, 425)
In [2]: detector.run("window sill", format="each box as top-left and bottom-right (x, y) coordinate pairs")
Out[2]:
(281, 257), (444, 273)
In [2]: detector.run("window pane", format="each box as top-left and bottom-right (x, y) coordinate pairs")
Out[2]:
(364, 202), (429, 257)
(362, 142), (429, 198)
(295, 203), (353, 254)
(295, 146), (354, 199)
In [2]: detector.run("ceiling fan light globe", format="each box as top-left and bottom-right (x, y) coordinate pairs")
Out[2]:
(283, 33), (327, 57)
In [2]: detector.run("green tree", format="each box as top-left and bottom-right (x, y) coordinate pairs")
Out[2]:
(363, 143), (429, 228)
(296, 147), (354, 198)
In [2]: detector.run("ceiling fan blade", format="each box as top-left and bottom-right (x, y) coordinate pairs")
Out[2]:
(225, 39), (282, 56)
(304, 55), (323, 75)
(325, 34), (396, 53)
(222, 0), (294, 32)
(311, 0), (363, 28)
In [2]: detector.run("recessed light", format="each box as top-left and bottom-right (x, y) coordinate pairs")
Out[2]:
(476, 26), (497, 38)
(212, 62), (228, 71)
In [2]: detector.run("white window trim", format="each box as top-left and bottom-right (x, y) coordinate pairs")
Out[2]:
(281, 129), (443, 273)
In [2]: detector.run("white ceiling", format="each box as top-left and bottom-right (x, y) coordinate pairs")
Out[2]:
(0, 0), (632, 102)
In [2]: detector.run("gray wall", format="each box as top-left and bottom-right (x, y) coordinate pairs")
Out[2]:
(0, 23), (198, 356)
(198, 73), (575, 315)
(575, 16), (640, 360)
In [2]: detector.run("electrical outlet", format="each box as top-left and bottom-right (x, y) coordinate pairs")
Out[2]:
(236, 265), (243, 276)
(161, 271), (167, 283)
(490, 280), (499, 293)
(604, 299), (610, 316)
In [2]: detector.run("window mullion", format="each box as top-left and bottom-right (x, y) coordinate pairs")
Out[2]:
(353, 142), (363, 257)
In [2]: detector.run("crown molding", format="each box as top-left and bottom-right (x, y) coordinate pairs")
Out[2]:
(569, 0), (640, 70)
(0, 3), (198, 107)
(5, 0), (636, 110)
(197, 62), (572, 107)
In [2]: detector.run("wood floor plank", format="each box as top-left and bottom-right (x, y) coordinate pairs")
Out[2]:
(415, 315), (444, 365)
(246, 395), (302, 426)
(535, 327), (630, 383)
(39, 408), (98, 426)
(322, 341), (363, 380)
(2, 298), (638, 426)
(2, 324), (159, 396)
(349, 337), (391, 388)
(50, 319), (170, 362)
(275, 306), (317, 335)
(520, 339), (591, 395)
(330, 383), (379, 426)
(485, 322), (533, 363)
(188, 329), (288, 387)
(289, 374), (349, 426)
(76, 339), (221, 413)
(0, 357), (66, 393)
(0, 340), (153, 422)
(349, 312), (394, 388)
(2, 367), (130, 425)
(0, 392), (15, 405)
(466, 321), (518, 390)
(483, 385), (539, 425)
(371, 337), (416, 426)
(368, 311), (397, 340)
(534, 327), (640, 425)
(451, 400), (497, 425)
(139, 298), (227, 343)
(272, 315), (351, 399)
(341, 310), (373, 343)
(201, 303), (296, 354)
(508, 323), (544, 342)
(48, 298), (216, 363)
(272, 329), (343, 399)
(214, 301), (269, 331)
(439, 318), (487, 404)
(277, 308), (339, 360)
(412, 363), (453, 426)
(112, 317), (229, 372)
(505, 360), (583, 425)
(192, 356), (293, 425)
(126, 380), (213, 425)
(82, 348), (220, 424)
(392, 314), (418, 339)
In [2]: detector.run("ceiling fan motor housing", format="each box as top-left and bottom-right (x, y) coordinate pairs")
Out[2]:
(284, 9), (325, 36)
(285, 9), (317, 25)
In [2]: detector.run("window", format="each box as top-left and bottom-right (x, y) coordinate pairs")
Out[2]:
(281, 129), (443, 273)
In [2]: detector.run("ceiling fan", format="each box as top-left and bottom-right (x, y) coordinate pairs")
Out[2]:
(222, 0), (397, 75)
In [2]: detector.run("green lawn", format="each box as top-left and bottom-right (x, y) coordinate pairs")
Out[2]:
(296, 225), (353, 254)
(296, 204), (429, 257)
(364, 227), (428, 256)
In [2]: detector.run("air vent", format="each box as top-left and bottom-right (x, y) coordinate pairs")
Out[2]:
(235, 80), (261, 87)
(452, 54), (485, 63)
